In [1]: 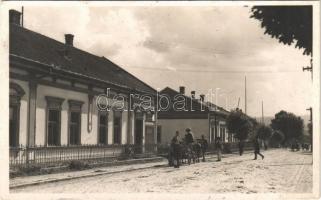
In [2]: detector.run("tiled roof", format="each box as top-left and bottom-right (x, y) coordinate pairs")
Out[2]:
(158, 87), (229, 118)
(9, 24), (156, 94)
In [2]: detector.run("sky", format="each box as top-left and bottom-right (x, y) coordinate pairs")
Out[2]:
(15, 6), (312, 117)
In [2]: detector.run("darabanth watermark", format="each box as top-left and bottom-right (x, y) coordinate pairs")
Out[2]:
(95, 88), (219, 112)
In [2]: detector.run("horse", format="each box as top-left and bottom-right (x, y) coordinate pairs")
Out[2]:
(192, 142), (202, 163)
(167, 140), (203, 167)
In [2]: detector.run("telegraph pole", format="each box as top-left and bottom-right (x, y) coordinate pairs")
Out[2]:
(306, 107), (313, 152)
(303, 57), (313, 80)
(237, 97), (240, 109)
(261, 101), (264, 124)
(245, 76), (247, 114)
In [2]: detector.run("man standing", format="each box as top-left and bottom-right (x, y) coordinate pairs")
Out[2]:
(171, 131), (181, 168)
(239, 140), (244, 156)
(185, 128), (194, 145)
(215, 137), (223, 161)
(200, 135), (208, 162)
(253, 136), (264, 160)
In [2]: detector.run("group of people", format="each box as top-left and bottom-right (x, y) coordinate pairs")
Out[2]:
(171, 128), (208, 168)
(170, 129), (265, 168)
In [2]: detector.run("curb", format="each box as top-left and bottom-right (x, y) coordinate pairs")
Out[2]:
(10, 162), (168, 189)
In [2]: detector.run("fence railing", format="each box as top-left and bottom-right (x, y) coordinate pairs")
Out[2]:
(9, 142), (253, 169)
(9, 144), (161, 169)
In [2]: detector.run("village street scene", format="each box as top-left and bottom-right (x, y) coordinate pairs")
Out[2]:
(7, 4), (315, 196)
(11, 150), (312, 193)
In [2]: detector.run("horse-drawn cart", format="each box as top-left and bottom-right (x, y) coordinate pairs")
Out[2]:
(168, 142), (203, 167)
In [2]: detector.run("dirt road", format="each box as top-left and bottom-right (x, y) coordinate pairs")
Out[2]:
(11, 149), (312, 193)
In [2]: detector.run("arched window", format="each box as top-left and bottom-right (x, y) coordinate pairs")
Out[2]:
(9, 82), (25, 147)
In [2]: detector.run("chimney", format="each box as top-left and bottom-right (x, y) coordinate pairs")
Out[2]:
(200, 94), (205, 102)
(191, 91), (196, 99)
(179, 86), (185, 95)
(65, 34), (74, 46)
(9, 10), (21, 26)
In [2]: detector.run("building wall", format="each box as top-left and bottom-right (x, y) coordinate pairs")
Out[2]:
(158, 119), (209, 144)
(36, 84), (93, 145)
(10, 79), (29, 146)
(35, 84), (131, 146)
(209, 119), (229, 143)
(10, 78), (155, 147)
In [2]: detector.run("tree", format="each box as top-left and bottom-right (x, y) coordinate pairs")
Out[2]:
(251, 6), (312, 55)
(270, 110), (304, 144)
(227, 109), (256, 156)
(256, 124), (273, 150)
(226, 109), (254, 141)
(269, 130), (285, 147)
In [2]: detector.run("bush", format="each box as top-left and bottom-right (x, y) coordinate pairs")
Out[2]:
(10, 164), (42, 177)
(68, 160), (91, 170)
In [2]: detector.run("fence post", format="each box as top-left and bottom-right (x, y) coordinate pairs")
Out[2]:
(26, 146), (29, 167)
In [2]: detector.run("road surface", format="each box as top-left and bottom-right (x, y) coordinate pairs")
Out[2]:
(11, 149), (312, 193)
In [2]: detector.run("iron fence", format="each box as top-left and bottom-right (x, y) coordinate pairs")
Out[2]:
(9, 142), (253, 169)
(9, 144), (160, 169)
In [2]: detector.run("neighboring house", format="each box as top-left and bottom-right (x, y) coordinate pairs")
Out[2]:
(157, 86), (236, 144)
(9, 9), (157, 150)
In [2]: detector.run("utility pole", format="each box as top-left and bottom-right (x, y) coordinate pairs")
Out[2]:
(261, 101), (264, 124)
(303, 57), (313, 80)
(245, 76), (247, 114)
(306, 107), (313, 152)
(307, 107), (312, 122)
(237, 97), (240, 109)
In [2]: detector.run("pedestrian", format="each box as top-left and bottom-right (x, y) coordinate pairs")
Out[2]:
(185, 128), (194, 143)
(185, 128), (194, 147)
(171, 131), (181, 168)
(215, 137), (223, 161)
(253, 136), (264, 160)
(200, 135), (208, 162)
(239, 140), (244, 156)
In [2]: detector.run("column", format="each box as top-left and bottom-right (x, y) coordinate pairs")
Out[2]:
(27, 79), (37, 147)
(154, 111), (158, 145)
(121, 110), (128, 144)
(130, 111), (135, 144)
(107, 110), (114, 144)
(142, 112), (146, 153)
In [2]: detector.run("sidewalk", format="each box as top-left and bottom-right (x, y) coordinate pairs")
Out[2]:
(10, 159), (168, 189)
(10, 150), (254, 189)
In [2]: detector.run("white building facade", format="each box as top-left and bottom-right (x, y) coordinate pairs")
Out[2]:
(9, 10), (157, 150)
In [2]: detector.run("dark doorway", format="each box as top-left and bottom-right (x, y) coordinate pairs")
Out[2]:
(157, 126), (162, 144)
(9, 105), (19, 147)
(69, 111), (81, 145)
(113, 111), (122, 144)
(135, 119), (143, 145)
(98, 112), (108, 145)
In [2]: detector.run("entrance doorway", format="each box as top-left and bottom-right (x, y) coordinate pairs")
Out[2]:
(135, 119), (143, 145)
(9, 105), (19, 147)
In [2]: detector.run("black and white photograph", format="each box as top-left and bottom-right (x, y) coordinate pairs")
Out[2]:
(0, 1), (320, 200)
